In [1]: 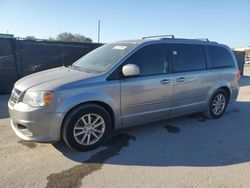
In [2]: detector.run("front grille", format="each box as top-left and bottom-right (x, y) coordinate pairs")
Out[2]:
(10, 88), (22, 104)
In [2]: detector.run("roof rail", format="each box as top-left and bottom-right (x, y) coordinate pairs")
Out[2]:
(195, 38), (209, 42)
(142, 35), (175, 40)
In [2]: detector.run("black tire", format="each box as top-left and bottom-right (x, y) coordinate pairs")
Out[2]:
(62, 104), (112, 151)
(204, 89), (229, 119)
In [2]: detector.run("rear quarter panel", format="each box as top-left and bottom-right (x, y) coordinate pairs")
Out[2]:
(205, 67), (239, 103)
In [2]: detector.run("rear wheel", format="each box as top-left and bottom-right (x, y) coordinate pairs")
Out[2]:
(204, 89), (229, 119)
(62, 104), (112, 151)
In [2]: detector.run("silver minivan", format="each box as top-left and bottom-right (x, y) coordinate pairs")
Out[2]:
(8, 36), (240, 151)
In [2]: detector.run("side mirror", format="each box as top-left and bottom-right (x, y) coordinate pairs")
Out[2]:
(122, 64), (140, 77)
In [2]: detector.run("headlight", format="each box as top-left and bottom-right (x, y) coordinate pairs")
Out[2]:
(22, 90), (53, 107)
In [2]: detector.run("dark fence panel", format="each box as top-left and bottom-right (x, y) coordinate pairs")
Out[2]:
(17, 40), (102, 77)
(0, 38), (18, 94)
(0, 37), (102, 94)
(233, 51), (245, 75)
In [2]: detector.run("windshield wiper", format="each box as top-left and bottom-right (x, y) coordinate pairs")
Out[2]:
(68, 65), (82, 71)
(68, 65), (92, 73)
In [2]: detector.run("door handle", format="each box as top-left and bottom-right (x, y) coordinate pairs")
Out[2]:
(160, 79), (171, 84)
(176, 77), (185, 82)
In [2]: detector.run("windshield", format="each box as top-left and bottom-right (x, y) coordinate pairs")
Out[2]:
(73, 42), (139, 73)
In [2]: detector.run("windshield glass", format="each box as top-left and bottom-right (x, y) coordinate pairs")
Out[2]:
(73, 42), (139, 73)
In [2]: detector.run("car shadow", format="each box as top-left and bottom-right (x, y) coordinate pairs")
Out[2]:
(53, 100), (250, 167)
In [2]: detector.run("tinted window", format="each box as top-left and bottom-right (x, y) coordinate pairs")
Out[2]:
(125, 45), (169, 76)
(207, 46), (235, 68)
(172, 44), (206, 72)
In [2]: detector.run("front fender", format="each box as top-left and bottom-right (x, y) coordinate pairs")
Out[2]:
(54, 91), (121, 133)
(57, 92), (119, 114)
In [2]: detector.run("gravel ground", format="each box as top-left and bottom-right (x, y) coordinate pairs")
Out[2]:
(0, 65), (250, 188)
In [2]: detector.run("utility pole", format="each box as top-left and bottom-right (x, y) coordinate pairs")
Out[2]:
(98, 20), (100, 43)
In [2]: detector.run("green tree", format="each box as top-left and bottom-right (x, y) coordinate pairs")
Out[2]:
(25, 36), (36, 40)
(51, 32), (92, 43)
(48, 36), (55, 41)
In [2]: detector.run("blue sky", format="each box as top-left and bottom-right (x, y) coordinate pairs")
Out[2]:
(0, 0), (249, 47)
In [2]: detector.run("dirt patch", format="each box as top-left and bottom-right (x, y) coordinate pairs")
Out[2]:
(46, 133), (136, 188)
(197, 117), (209, 122)
(186, 114), (209, 122)
(226, 107), (240, 115)
(164, 125), (180, 133)
(18, 140), (37, 148)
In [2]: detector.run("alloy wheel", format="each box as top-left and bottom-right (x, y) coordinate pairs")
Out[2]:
(211, 93), (226, 115)
(73, 113), (105, 145)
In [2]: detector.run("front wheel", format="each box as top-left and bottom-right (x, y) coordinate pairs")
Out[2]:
(62, 104), (112, 151)
(204, 89), (229, 119)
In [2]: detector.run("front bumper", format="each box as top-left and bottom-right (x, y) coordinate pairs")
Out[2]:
(8, 100), (64, 142)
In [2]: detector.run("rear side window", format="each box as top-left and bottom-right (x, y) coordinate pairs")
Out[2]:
(172, 44), (206, 72)
(207, 46), (235, 68)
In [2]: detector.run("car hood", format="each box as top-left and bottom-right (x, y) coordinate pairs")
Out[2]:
(15, 66), (97, 91)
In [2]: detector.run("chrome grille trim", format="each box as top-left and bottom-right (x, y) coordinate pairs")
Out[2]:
(10, 88), (21, 104)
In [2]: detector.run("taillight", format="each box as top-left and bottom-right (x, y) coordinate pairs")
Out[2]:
(236, 70), (241, 81)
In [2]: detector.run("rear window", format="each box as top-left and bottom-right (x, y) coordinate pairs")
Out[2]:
(172, 44), (206, 72)
(207, 46), (235, 68)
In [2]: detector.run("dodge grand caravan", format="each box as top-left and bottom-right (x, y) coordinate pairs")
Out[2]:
(8, 35), (240, 151)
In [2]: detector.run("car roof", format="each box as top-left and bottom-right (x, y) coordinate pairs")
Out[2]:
(116, 36), (226, 48)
